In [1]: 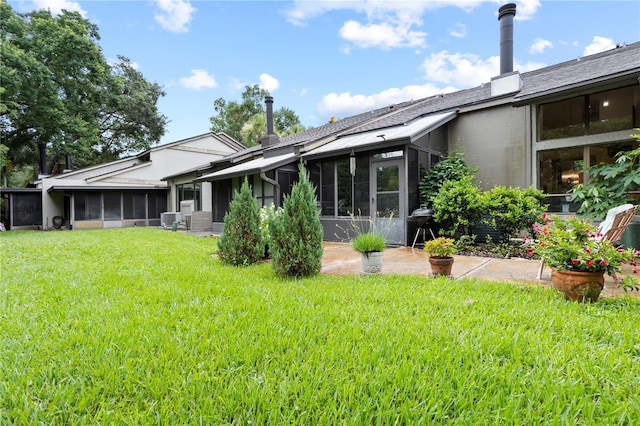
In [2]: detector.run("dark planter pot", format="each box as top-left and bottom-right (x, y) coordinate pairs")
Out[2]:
(551, 269), (605, 303)
(429, 256), (454, 277)
(52, 216), (64, 229)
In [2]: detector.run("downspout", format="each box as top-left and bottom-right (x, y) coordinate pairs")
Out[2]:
(261, 171), (280, 207)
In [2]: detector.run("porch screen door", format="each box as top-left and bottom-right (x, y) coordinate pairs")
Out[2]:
(371, 159), (404, 245)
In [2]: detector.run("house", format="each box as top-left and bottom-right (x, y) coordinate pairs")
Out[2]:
(193, 3), (639, 246)
(0, 132), (244, 230)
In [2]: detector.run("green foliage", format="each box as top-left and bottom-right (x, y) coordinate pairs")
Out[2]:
(419, 154), (477, 206)
(216, 178), (265, 266)
(570, 131), (640, 221)
(210, 85), (308, 146)
(270, 163), (324, 277)
(351, 233), (386, 253)
(423, 237), (455, 258)
(0, 3), (166, 176)
(336, 210), (394, 253)
(483, 185), (547, 241)
(3, 229), (640, 423)
(432, 175), (484, 239)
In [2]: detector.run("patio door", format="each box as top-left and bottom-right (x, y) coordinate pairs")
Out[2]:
(371, 159), (404, 245)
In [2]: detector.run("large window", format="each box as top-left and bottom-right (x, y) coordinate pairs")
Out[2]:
(312, 155), (370, 217)
(147, 193), (166, 219)
(75, 192), (101, 220)
(12, 193), (42, 226)
(538, 85), (639, 141)
(539, 142), (634, 212)
(124, 193), (146, 219)
(176, 183), (200, 211)
(103, 192), (121, 221)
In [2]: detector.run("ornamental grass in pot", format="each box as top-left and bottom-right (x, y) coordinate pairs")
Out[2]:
(424, 237), (456, 277)
(529, 214), (639, 302)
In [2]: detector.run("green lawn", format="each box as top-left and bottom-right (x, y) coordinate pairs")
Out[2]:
(2, 228), (640, 424)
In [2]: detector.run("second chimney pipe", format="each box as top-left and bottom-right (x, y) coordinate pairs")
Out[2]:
(265, 95), (274, 136)
(498, 3), (517, 75)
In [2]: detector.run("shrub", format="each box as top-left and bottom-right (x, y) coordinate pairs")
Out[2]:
(259, 203), (280, 257)
(270, 162), (324, 277)
(419, 154), (477, 207)
(432, 175), (484, 239)
(570, 130), (640, 221)
(216, 177), (265, 266)
(483, 185), (547, 241)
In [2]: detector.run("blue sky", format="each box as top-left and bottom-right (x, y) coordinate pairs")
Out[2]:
(9, 0), (640, 145)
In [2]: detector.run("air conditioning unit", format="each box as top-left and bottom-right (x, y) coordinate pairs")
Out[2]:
(160, 212), (181, 228)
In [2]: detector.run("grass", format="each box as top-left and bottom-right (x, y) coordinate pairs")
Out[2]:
(2, 228), (640, 424)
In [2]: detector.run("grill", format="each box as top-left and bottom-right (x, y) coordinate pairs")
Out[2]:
(410, 205), (436, 248)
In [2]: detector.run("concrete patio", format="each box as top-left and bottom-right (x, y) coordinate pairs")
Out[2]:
(320, 242), (638, 299)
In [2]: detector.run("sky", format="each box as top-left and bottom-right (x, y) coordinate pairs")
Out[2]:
(8, 0), (640, 145)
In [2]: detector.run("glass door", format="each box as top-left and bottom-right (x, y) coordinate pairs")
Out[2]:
(371, 159), (404, 245)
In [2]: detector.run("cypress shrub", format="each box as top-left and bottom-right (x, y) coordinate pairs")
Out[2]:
(270, 163), (324, 277)
(216, 177), (264, 266)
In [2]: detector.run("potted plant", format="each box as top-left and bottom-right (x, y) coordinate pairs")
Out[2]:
(338, 211), (394, 274)
(351, 233), (386, 274)
(424, 237), (456, 276)
(529, 214), (639, 302)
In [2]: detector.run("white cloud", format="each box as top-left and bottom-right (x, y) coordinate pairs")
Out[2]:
(317, 84), (457, 119)
(584, 36), (616, 56)
(154, 0), (196, 33)
(339, 20), (427, 49)
(420, 50), (544, 88)
(259, 73), (280, 92)
(32, 0), (87, 16)
(284, 0), (541, 52)
(179, 69), (217, 90)
(449, 23), (466, 39)
(530, 38), (552, 54)
(317, 40), (550, 119)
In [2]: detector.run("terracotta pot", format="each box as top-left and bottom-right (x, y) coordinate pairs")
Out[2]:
(551, 269), (605, 303)
(360, 251), (383, 274)
(429, 256), (454, 277)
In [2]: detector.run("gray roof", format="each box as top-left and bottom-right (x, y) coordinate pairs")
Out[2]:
(211, 41), (639, 168)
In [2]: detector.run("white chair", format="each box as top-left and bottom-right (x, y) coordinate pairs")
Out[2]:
(536, 204), (639, 280)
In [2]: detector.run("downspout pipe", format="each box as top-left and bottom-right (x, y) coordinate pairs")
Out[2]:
(261, 171), (280, 207)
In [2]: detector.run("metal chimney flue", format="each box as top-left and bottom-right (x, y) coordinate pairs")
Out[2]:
(265, 95), (274, 136)
(261, 96), (280, 148)
(498, 3), (516, 75)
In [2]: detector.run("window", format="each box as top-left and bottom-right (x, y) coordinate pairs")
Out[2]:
(538, 85), (639, 141)
(320, 161), (335, 216)
(539, 142), (634, 212)
(176, 183), (200, 211)
(337, 159), (352, 216)
(103, 192), (121, 221)
(147, 193), (166, 219)
(312, 155), (370, 217)
(12, 193), (42, 226)
(75, 192), (101, 220)
(123, 193), (146, 219)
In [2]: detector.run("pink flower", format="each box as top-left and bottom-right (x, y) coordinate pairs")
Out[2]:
(599, 259), (608, 265)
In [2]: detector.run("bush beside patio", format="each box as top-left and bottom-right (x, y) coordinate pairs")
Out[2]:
(2, 228), (640, 423)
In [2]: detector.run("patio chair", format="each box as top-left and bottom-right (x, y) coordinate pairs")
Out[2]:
(536, 204), (639, 280)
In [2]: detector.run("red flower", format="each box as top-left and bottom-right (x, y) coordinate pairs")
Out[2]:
(586, 260), (594, 266)
(571, 259), (580, 265)
(599, 259), (608, 265)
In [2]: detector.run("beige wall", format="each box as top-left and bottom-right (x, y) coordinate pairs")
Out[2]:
(449, 104), (530, 190)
